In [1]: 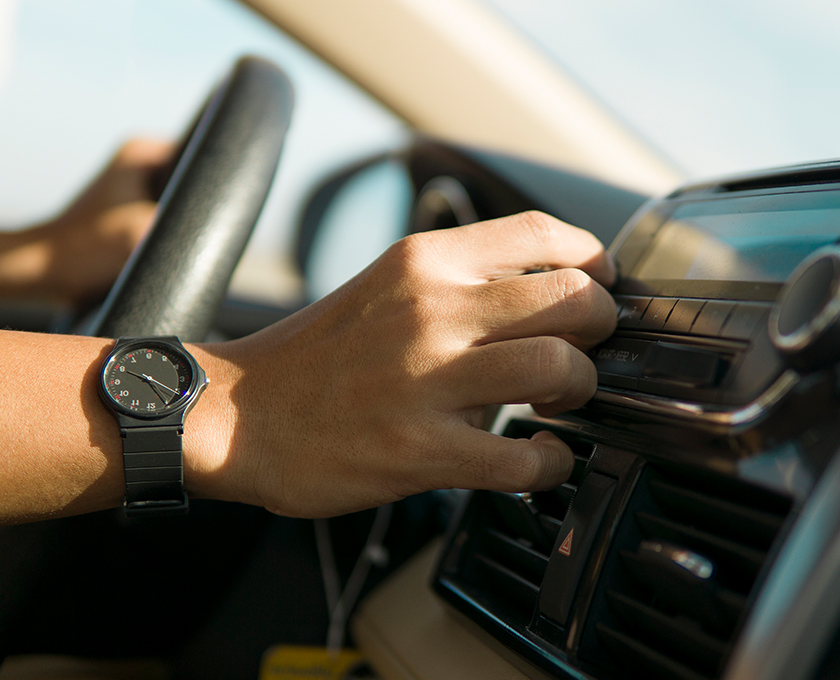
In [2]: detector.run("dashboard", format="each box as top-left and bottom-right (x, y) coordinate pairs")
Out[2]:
(4, 137), (840, 680)
(355, 151), (840, 680)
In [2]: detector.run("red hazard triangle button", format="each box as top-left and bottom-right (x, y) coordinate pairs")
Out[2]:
(558, 528), (574, 556)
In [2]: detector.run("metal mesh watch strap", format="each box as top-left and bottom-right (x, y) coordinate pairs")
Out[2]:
(121, 424), (189, 517)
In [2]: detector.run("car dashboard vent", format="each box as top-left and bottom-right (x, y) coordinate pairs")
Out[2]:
(581, 466), (793, 680)
(436, 419), (594, 632)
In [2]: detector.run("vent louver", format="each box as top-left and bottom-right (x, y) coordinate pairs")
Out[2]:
(436, 420), (594, 630)
(586, 467), (792, 680)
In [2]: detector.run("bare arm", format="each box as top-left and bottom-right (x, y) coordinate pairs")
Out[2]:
(0, 212), (617, 525)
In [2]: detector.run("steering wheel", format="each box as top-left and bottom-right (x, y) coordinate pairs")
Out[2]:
(89, 55), (293, 341)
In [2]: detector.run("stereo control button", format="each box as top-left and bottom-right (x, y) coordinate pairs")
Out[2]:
(639, 298), (678, 331)
(616, 297), (652, 329)
(663, 299), (706, 334)
(691, 301), (736, 337)
(721, 302), (770, 340)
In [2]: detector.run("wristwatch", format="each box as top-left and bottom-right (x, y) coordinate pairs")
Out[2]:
(99, 336), (208, 517)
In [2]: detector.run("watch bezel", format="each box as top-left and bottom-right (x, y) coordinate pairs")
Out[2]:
(99, 338), (202, 420)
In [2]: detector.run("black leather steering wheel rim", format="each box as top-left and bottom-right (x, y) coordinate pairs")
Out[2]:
(89, 56), (293, 342)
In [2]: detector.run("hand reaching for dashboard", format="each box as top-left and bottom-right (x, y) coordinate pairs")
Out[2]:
(0, 138), (174, 306)
(0, 211), (616, 524)
(190, 211), (617, 517)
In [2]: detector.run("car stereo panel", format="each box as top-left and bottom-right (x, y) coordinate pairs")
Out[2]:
(592, 295), (775, 406)
(591, 180), (840, 411)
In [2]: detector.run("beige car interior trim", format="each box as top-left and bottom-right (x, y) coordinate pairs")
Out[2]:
(0, 655), (168, 680)
(353, 539), (555, 680)
(245, 0), (683, 194)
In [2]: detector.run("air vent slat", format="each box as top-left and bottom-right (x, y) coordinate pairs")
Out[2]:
(597, 623), (713, 680)
(569, 455), (590, 486)
(716, 588), (748, 623)
(547, 483), (577, 518)
(483, 528), (549, 583)
(619, 550), (743, 636)
(607, 590), (728, 675)
(474, 554), (540, 614)
(434, 430), (597, 643)
(539, 515), (563, 544)
(582, 466), (792, 680)
(648, 478), (784, 547)
(489, 492), (551, 550)
(635, 512), (765, 582)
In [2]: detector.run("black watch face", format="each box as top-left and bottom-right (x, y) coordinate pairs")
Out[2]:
(102, 343), (195, 416)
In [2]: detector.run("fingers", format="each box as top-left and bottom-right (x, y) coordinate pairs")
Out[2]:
(468, 266), (617, 348)
(112, 138), (177, 171)
(443, 336), (597, 413)
(429, 426), (576, 493)
(431, 210), (616, 288)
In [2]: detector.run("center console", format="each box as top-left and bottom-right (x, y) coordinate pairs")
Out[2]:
(433, 161), (840, 680)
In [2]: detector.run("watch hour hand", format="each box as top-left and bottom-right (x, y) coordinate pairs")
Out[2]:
(126, 370), (180, 405)
(146, 381), (168, 404)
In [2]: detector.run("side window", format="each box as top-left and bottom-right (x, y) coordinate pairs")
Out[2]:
(305, 160), (414, 301)
(0, 0), (408, 306)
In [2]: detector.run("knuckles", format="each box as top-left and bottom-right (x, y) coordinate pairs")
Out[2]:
(517, 210), (603, 256)
(529, 336), (597, 409)
(518, 210), (562, 245)
(380, 232), (438, 279)
(552, 267), (596, 311)
(550, 268), (617, 345)
(532, 335), (574, 386)
(370, 234), (466, 343)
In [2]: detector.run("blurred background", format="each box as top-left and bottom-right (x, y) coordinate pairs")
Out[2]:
(0, 0), (838, 303)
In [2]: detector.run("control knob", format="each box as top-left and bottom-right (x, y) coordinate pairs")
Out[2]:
(769, 245), (840, 370)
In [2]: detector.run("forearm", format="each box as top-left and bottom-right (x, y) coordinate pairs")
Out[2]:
(0, 228), (54, 301)
(0, 331), (241, 524)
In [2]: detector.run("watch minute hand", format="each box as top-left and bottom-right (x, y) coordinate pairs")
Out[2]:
(141, 373), (180, 396)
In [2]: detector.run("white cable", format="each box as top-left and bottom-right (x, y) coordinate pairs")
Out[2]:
(314, 518), (341, 616)
(315, 504), (394, 653)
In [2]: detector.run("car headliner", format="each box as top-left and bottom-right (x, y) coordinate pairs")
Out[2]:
(243, 0), (683, 195)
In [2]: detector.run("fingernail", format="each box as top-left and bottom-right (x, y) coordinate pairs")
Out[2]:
(531, 430), (559, 444)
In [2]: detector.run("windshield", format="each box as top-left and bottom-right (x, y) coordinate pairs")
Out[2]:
(481, 0), (840, 179)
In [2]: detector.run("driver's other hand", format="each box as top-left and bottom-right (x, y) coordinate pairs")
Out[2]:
(194, 211), (617, 518)
(0, 138), (174, 305)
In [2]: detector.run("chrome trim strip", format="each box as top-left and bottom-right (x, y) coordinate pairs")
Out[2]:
(591, 369), (800, 431)
(436, 578), (590, 680)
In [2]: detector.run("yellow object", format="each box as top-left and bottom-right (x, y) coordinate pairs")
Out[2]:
(260, 645), (367, 680)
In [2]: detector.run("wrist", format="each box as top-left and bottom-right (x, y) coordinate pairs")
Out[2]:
(181, 342), (249, 504)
